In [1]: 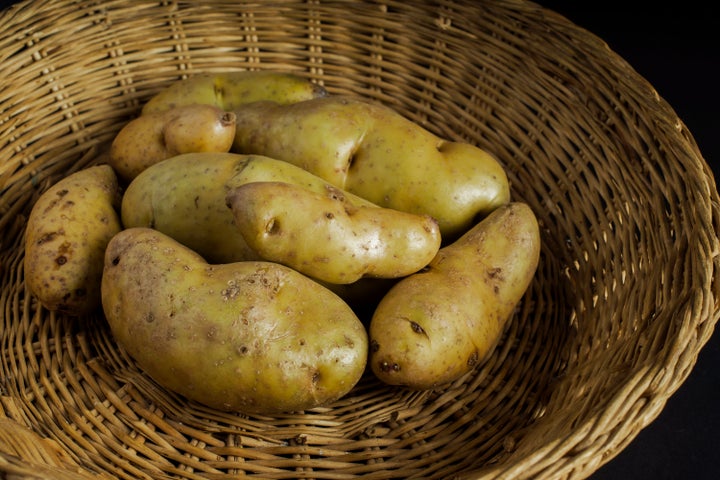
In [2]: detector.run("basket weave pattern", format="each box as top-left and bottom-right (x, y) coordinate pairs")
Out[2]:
(1, 1), (718, 479)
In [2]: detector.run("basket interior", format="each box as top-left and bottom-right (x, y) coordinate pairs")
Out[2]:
(1, 1), (718, 479)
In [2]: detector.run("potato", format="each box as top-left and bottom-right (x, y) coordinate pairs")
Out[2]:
(368, 202), (540, 389)
(101, 227), (368, 414)
(141, 70), (327, 114)
(109, 104), (237, 181)
(24, 165), (122, 315)
(121, 152), (385, 265)
(226, 181), (441, 284)
(231, 96), (511, 238)
(120, 152), (261, 264)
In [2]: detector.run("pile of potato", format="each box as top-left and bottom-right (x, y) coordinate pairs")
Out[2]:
(24, 71), (540, 414)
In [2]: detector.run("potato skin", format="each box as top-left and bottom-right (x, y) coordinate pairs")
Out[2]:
(24, 165), (122, 315)
(121, 152), (377, 265)
(226, 181), (441, 284)
(109, 104), (237, 181)
(101, 227), (368, 414)
(120, 152), (261, 264)
(141, 71), (327, 114)
(368, 202), (540, 389)
(231, 96), (510, 238)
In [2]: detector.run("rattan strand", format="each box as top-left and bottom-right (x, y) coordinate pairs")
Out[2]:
(1, 1), (718, 479)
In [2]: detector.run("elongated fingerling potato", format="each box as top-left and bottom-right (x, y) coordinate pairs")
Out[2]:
(24, 165), (122, 315)
(142, 70), (327, 114)
(369, 202), (540, 389)
(231, 96), (510, 238)
(226, 181), (441, 284)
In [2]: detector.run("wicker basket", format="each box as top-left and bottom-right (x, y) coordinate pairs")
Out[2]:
(1, 1), (718, 479)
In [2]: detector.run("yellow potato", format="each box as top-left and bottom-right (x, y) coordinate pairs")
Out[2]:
(231, 96), (511, 238)
(120, 152), (260, 264)
(121, 152), (378, 265)
(226, 181), (441, 284)
(142, 70), (327, 114)
(24, 165), (122, 315)
(368, 202), (540, 389)
(101, 227), (368, 414)
(109, 104), (237, 181)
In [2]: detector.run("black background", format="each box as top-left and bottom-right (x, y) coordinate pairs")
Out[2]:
(1, 1), (718, 478)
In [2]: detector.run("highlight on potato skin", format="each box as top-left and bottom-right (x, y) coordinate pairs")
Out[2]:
(368, 202), (540, 390)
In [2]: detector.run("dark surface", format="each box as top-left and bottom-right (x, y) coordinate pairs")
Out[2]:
(1, 1), (718, 478)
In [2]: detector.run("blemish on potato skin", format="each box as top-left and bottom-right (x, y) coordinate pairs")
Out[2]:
(221, 279), (241, 300)
(486, 266), (504, 294)
(265, 218), (281, 235)
(410, 321), (425, 335)
(37, 231), (59, 245)
(467, 350), (479, 367)
(207, 326), (217, 339)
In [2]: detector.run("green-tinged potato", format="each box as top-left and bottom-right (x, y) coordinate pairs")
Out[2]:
(121, 152), (261, 264)
(109, 104), (237, 181)
(101, 227), (368, 414)
(142, 70), (327, 114)
(121, 152), (376, 265)
(231, 96), (510, 238)
(226, 181), (441, 284)
(369, 202), (540, 389)
(24, 165), (122, 315)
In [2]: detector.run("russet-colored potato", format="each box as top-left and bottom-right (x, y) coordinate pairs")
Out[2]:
(24, 165), (122, 315)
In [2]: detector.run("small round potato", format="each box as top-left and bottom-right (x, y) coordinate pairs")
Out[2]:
(109, 104), (237, 181)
